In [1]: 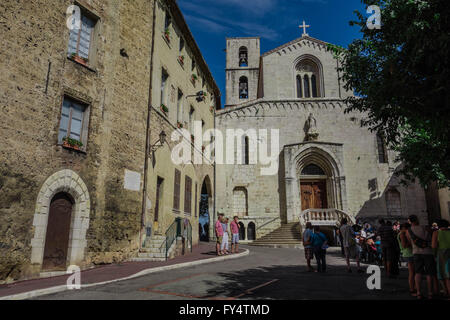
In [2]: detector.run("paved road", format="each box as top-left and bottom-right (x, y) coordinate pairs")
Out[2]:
(34, 246), (413, 300)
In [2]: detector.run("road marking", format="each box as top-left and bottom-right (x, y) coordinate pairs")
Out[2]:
(139, 275), (279, 300)
(232, 279), (280, 299)
(139, 273), (205, 291)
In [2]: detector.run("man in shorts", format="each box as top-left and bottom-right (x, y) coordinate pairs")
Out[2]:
(215, 213), (224, 256)
(340, 218), (363, 273)
(230, 216), (241, 254)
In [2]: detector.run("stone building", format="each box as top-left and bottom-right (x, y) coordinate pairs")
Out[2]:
(216, 29), (429, 244)
(0, 0), (219, 283)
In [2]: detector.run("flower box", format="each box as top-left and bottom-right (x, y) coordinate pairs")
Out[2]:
(62, 137), (83, 151)
(164, 29), (171, 43)
(160, 104), (169, 114)
(178, 55), (185, 65)
(177, 122), (183, 129)
(70, 53), (88, 65)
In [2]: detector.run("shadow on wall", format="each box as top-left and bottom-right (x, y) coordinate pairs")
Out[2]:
(355, 164), (428, 226)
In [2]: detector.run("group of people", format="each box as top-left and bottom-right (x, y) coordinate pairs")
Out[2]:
(303, 215), (450, 300)
(214, 213), (241, 256)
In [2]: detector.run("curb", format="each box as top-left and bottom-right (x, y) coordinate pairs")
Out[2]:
(0, 249), (250, 300)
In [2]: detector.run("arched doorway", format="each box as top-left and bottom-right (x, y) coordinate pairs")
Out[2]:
(238, 222), (246, 240)
(31, 169), (91, 270)
(42, 192), (74, 271)
(199, 176), (213, 242)
(247, 222), (256, 241)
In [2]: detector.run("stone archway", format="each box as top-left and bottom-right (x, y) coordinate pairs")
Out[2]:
(31, 170), (90, 270)
(199, 175), (213, 242)
(283, 143), (348, 223)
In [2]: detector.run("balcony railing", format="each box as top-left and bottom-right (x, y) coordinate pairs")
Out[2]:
(299, 208), (354, 227)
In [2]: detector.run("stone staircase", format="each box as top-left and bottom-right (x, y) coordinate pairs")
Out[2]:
(130, 235), (167, 262)
(249, 222), (303, 248)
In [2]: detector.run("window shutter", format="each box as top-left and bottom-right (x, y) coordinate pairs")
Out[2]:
(173, 169), (181, 210)
(184, 176), (192, 215)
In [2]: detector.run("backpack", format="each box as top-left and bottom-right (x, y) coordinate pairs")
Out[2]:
(408, 227), (431, 249)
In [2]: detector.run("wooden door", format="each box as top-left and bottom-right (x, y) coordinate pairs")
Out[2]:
(42, 193), (73, 271)
(301, 181), (327, 211)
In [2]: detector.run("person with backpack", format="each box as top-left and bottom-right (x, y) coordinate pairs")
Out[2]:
(406, 215), (439, 299)
(432, 219), (450, 299)
(303, 222), (315, 272)
(311, 226), (328, 273)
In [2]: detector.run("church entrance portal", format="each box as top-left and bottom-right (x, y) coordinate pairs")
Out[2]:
(300, 180), (328, 211)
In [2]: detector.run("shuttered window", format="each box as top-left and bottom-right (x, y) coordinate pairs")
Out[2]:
(173, 169), (181, 211)
(68, 13), (95, 60)
(58, 97), (86, 144)
(184, 176), (192, 215)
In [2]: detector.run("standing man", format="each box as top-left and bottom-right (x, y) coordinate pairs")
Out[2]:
(303, 222), (314, 272)
(340, 218), (363, 273)
(230, 216), (241, 254)
(215, 213), (224, 256)
(406, 215), (439, 299)
(378, 219), (396, 278)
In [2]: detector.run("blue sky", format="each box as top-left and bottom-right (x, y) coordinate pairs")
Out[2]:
(178, 0), (367, 106)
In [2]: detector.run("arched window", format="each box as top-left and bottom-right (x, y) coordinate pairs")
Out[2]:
(296, 75), (303, 98)
(304, 75), (310, 98)
(295, 58), (322, 98)
(311, 75), (318, 97)
(377, 133), (388, 163)
(301, 164), (325, 176)
(239, 76), (248, 99)
(386, 189), (401, 216)
(243, 136), (250, 165)
(239, 47), (248, 67)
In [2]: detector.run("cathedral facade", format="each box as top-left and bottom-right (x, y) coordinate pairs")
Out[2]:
(215, 32), (429, 242)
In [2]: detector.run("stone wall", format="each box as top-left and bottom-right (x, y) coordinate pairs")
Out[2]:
(0, 0), (153, 282)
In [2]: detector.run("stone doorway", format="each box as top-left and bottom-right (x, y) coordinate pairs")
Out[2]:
(300, 180), (328, 211)
(42, 193), (74, 271)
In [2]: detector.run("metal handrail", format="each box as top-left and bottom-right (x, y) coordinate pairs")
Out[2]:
(160, 218), (181, 260)
(256, 217), (281, 231)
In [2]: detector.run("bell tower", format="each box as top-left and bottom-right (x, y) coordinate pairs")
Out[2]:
(225, 37), (260, 107)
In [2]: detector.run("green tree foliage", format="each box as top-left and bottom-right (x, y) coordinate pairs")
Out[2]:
(332, 0), (450, 188)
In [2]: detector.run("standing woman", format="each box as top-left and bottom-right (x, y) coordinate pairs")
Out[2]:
(398, 223), (416, 296)
(432, 219), (450, 299)
(221, 217), (230, 255)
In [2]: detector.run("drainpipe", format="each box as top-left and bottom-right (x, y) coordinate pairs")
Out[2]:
(140, 0), (157, 251)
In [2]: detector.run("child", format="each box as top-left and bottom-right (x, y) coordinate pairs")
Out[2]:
(311, 226), (328, 273)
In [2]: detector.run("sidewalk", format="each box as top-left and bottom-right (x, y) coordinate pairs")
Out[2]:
(0, 243), (249, 300)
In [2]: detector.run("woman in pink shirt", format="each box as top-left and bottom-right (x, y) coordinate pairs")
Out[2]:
(215, 214), (224, 255)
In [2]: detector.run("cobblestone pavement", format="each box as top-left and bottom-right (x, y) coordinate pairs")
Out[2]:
(33, 245), (417, 300)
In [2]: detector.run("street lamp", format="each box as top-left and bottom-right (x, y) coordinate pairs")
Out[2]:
(149, 130), (167, 166)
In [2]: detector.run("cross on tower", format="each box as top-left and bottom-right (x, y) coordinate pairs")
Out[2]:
(299, 20), (310, 36)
